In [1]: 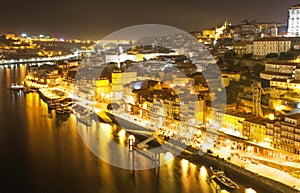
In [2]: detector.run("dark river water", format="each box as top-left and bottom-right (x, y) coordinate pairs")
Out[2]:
(0, 65), (270, 193)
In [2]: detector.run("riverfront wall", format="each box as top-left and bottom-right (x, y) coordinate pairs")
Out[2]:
(105, 111), (300, 193)
(36, 89), (300, 193)
(179, 150), (300, 193)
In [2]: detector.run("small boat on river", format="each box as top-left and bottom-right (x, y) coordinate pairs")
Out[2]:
(10, 83), (24, 91)
(210, 167), (240, 191)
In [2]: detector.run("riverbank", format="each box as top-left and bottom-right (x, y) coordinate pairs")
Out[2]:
(36, 87), (300, 193)
(178, 150), (299, 193)
(105, 110), (300, 193)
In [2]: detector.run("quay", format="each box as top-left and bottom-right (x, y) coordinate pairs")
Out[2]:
(36, 87), (300, 193)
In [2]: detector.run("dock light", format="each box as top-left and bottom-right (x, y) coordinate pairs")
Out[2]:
(165, 152), (173, 162)
(129, 135), (135, 142)
(268, 114), (275, 120)
(128, 135), (135, 150)
(245, 188), (257, 193)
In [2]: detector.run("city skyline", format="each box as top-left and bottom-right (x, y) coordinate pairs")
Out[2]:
(2, 2), (300, 193)
(2, 0), (300, 39)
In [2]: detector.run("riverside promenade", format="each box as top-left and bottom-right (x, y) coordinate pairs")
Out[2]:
(108, 111), (300, 193)
(38, 86), (300, 193)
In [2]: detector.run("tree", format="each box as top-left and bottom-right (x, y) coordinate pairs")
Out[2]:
(224, 50), (237, 58)
(279, 51), (295, 60)
(253, 63), (265, 74)
(261, 79), (270, 88)
(242, 53), (253, 59)
(227, 62), (248, 73)
(279, 52), (287, 60)
(226, 80), (241, 104)
(265, 53), (278, 59)
(224, 50), (236, 66)
(216, 57), (224, 65)
(252, 63), (265, 81)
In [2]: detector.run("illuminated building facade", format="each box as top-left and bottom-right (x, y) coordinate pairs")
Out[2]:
(288, 4), (300, 37)
(253, 37), (291, 58)
(260, 61), (297, 81)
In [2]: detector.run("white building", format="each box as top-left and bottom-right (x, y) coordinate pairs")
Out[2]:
(288, 4), (300, 37)
(253, 37), (291, 58)
(260, 61), (298, 80)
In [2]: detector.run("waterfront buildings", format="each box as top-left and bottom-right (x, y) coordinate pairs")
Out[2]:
(13, 2), (300, 163)
(206, 105), (300, 157)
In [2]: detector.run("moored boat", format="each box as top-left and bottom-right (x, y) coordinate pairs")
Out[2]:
(76, 115), (92, 126)
(55, 107), (65, 114)
(10, 83), (24, 91)
(47, 100), (57, 109)
(210, 167), (240, 191)
(63, 107), (73, 114)
(23, 87), (36, 94)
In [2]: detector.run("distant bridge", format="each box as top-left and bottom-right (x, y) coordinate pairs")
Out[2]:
(0, 53), (79, 66)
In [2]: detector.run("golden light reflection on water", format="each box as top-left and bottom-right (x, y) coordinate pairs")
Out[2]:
(101, 123), (113, 142)
(190, 162), (196, 174)
(5, 68), (11, 88)
(118, 129), (126, 145)
(200, 166), (208, 179)
(181, 159), (189, 177)
(0, 66), (269, 193)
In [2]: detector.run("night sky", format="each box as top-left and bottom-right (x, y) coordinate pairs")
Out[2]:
(1, 0), (300, 39)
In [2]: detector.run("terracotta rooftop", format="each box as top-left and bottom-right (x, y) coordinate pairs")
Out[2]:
(245, 116), (274, 125)
(286, 113), (300, 120)
(265, 61), (299, 66)
(261, 71), (292, 76)
(271, 78), (300, 84)
(290, 4), (300, 9)
(254, 37), (291, 42)
(234, 41), (253, 46)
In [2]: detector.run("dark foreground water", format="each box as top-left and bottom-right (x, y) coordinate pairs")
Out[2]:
(0, 65), (269, 193)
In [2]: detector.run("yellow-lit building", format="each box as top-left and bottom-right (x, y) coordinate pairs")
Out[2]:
(215, 111), (253, 137)
(233, 41), (253, 57)
(221, 72), (241, 87)
(202, 29), (216, 39)
(111, 70), (137, 102)
(261, 61), (298, 81)
(95, 78), (110, 101)
(295, 125), (300, 155)
(5, 33), (18, 40)
(244, 117), (268, 143)
(270, 79), (300, 91)
(281, 114), (300, 154)
(188, 100), (205, 125)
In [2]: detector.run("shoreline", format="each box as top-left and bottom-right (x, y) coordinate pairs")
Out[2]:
(105, 110), (300, 193)
(37, 88), (300, 193)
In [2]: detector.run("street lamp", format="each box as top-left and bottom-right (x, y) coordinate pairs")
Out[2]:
(129, 135), (135, 150)
(248, 146), (254, 159)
